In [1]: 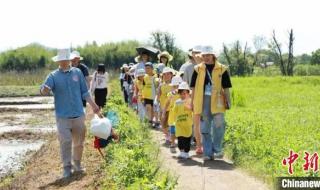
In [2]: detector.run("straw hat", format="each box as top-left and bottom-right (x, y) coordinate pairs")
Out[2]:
(52, 49), (71, 62)
(158, 51), (173, 62)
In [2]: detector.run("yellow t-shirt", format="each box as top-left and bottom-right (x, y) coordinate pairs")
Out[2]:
(159, 82), (172, 110)
(134, 79), (144, 102)
(167, 90), (180, 125)
(142, 74), (159, 100)
(172, 98), (193, 137)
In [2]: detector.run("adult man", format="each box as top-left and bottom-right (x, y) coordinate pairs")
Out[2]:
(70, 50), (90, 107)
(190, 46), (232, 160)
(179, 45), (202, 86)
(40, 49), (101, 178)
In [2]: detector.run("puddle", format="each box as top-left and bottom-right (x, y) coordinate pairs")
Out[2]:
(0, 126), (56, 136)
(0, 97), (54, 105)
(0, 140), (44, 179)
(0, 104), (54, 111)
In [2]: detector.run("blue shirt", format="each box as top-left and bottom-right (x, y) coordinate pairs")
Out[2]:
(41, 67), (90, 118)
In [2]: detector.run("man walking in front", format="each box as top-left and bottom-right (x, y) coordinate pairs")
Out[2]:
(40, 49), (101, 178)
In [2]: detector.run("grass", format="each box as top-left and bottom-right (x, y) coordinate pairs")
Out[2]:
(224, 76), (320, 185)
(99, 80), (177, 189)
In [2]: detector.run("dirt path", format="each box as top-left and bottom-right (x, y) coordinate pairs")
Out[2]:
(152, 130), (271, 190)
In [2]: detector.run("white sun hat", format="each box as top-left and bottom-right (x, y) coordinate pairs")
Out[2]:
(201, 45), (219, 56)
(70, 50), (84, 60)
(170, 75), (183, 86)
(162, 67), (173, 74)
(192, 45), (202, 53)
(178, 82), (190, 91)
(136, 68), (146, 77)
(52, 49), (71, 62)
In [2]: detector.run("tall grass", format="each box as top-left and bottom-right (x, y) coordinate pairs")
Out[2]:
(224, 76), (320, 184)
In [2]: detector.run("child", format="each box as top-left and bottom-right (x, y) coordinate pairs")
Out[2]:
(172, 82), (193, 159)
(91, 64), (109, 108)
(142, 62), (159, 126)
(163, 75), (182, 149)
(158, 67), (174, 144)
(134, 69), (146, 121)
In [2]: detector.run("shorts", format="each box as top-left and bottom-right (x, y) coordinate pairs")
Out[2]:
(170, 125), (176, 135)
(144, 99), (154, 106)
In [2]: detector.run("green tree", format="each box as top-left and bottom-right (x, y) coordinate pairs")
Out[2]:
(149, 30), (186, 69)
(311, 49), (320, 65)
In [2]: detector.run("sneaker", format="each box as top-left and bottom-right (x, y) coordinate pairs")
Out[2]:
(178, 152), (185, 159)
(195, 147), (203, 155)
(63, 166), (72, 178)
(203, 156), (212, 161)
(184, 152), (190, 159)
(213, 152), (224, 159)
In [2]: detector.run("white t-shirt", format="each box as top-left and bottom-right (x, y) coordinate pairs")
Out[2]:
(91, 72), (109, 90)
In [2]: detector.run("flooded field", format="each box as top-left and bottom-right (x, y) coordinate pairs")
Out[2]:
(0, 96), (55, 180)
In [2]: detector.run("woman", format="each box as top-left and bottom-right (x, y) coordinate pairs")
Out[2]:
(190, 46), (232, 161)
(91, 64), (109, 108)
(156, 51), (173, 75)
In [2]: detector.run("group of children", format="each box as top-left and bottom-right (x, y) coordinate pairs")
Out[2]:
(120, 61), (195, 159)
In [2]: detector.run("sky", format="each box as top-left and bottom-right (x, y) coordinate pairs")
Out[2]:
(0, 0), (319, 55)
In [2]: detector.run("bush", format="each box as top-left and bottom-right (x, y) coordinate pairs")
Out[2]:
(294, 64), (320, 76)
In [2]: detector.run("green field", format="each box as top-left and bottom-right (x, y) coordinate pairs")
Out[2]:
(224, 76), (320, 183)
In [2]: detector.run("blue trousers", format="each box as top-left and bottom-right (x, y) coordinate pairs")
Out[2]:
(200, 95), (226, 157)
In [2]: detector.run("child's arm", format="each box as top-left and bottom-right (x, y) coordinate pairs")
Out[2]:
(184, 98), (192, 110)
(162, 95), (172, 118)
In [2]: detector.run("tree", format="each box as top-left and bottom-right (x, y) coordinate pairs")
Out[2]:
(311, 49), (320, 65)
(271, 29), (295, 76)
(252, 35), (267, 66)
(149, 30), (186, 69)
(221, 41), (253, 76)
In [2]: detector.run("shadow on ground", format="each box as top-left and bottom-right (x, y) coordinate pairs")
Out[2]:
(38, 172), (86, 189)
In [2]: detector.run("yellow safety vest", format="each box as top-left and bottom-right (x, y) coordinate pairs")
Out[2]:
(159, 82), (172, 110)
(142, 74), (159, 100)
(172, 98), (193, 137)
(193, 61), (228, 115)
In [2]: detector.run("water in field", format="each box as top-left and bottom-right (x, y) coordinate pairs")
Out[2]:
(0, 96), (55, 180)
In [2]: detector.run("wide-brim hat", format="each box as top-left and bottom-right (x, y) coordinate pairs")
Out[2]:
(158, 51), (173, 62)
(70, 50), (84, 60)
(201, 46), (219, 56)
(136, 68), (146, 77)
(162, 67), (173, 74)
(52, 49), (72, 62)
(170, 76), (183, 86)
(178, 82), (190, 91)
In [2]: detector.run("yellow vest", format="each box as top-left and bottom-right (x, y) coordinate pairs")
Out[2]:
(159, 82), (172, 110)
(193, 61), (228, 115)
(167, 91), (180, 125)
(142, 74), (159, 100)
(172, 98), (193, 137)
